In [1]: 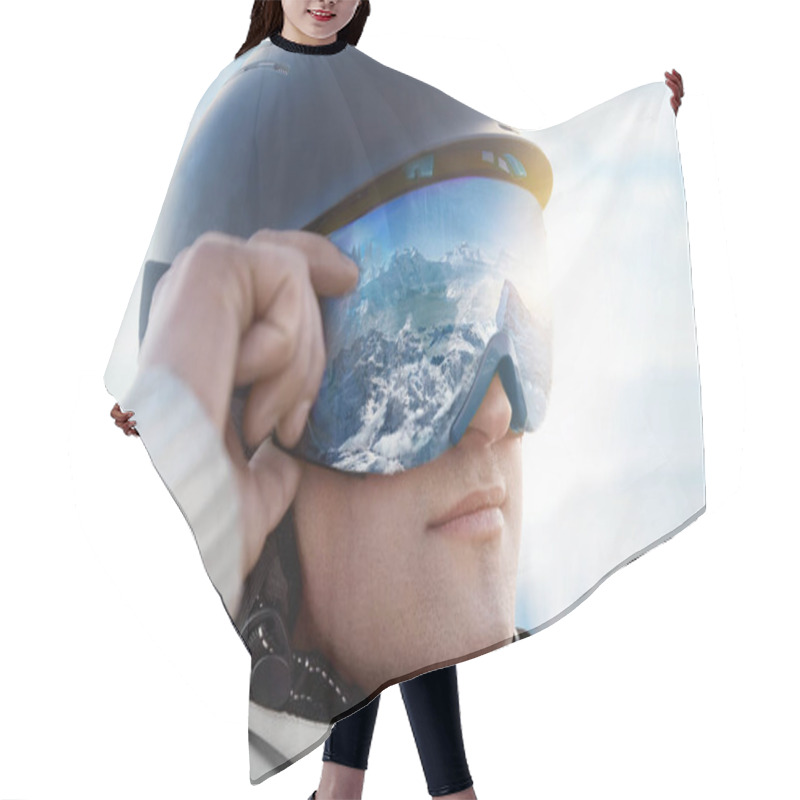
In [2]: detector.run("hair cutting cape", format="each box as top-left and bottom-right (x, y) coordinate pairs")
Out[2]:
(105, 36), (704, 784)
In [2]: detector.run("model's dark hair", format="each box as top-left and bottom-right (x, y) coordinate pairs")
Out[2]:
(236, 0), (371, 59)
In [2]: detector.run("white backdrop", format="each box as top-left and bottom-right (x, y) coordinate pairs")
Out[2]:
(1, 1), (797, 798)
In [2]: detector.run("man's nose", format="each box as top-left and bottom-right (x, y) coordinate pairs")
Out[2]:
(462, 372), (514, 446)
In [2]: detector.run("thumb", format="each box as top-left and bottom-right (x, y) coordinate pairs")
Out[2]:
(248, 228), (359, 297)
(237, 436), (302, 577)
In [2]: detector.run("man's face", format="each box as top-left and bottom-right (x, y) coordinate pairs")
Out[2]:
(291, 373), (524, 692)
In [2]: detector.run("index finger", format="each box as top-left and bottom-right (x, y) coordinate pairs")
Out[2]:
(248, 228), (359, 297)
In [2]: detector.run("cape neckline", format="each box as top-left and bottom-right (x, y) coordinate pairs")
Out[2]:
(269, 32), (348, 55)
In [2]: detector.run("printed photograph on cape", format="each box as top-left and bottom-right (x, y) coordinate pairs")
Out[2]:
(104, 26), (704, 784)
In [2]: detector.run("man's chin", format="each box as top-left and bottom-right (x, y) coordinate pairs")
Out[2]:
(337, 613), (515, 694)
(419, 613), (517, 669)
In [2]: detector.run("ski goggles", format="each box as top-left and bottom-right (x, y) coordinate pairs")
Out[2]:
(274, 145), (553, 474)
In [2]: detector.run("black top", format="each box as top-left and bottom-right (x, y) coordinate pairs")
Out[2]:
(269, 31), (348, 55)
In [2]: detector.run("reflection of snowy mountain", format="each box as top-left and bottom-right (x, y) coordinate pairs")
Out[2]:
(365, 242), (491, 300)
(325, 244), (501, 360)
(445, 242), (489, 269)
(297, 242), (551, 473)
(301, 318), (489, 473)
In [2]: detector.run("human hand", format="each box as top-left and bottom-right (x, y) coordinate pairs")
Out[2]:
(110, 402), (139, 436)
(138, 228), (359, 575)
(665, 69), (684, 116)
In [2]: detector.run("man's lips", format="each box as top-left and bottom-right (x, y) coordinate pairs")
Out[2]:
(428, 486), (506, 530)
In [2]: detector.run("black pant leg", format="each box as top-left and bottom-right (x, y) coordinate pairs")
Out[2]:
(322, 694), (381, 771)
(400, 665), (474, 797)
